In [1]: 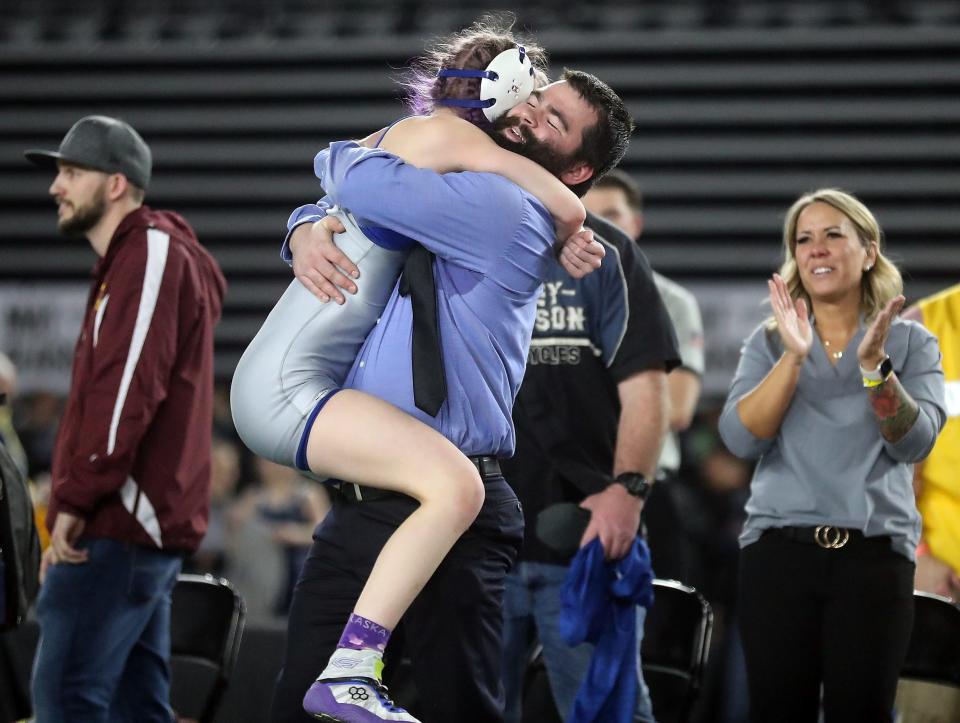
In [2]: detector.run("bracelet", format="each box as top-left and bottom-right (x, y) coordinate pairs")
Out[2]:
(916, 541), (930, 557)
(862, 376), (885, 389)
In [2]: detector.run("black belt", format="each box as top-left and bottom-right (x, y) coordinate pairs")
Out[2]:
(342, 455), (501, 503)
(763, 525), (887, 550)
(470, 455), (501, 480)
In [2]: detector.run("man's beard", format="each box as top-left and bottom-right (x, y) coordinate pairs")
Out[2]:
(490, 116), (576, 180)
(58, 184), (107, 237)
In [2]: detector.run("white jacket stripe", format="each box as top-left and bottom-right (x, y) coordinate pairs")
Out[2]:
(93, 294), (109, 348)
(120, 476), (163, 548)
(107, 228), (170, 455)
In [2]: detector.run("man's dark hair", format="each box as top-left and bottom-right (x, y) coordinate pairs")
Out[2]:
(592, 169), (643, 213)
(561, 69), (634, 197)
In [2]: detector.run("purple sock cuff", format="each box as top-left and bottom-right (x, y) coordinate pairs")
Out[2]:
(338, 613), (392, 652)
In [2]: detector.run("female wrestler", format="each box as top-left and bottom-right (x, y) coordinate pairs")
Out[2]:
(232, 18), (601, 722)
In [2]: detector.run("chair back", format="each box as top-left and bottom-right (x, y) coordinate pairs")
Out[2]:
(640, 579), (713, 722)
(517, 578), (712, 722)
(522, 642), (563, 723)
(901, 591), (960, 686)
(170, 573), (246, 723)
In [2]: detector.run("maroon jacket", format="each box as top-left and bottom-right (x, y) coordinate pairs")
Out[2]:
(48, 206), (226, 553)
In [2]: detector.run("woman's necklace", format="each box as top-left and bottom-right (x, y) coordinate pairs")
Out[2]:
(822, 339), (843, 360)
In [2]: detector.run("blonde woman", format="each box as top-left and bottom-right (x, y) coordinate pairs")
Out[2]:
(719, 189), (946, 722)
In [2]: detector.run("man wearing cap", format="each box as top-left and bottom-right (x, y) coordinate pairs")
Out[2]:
(25, 115), (226, 722)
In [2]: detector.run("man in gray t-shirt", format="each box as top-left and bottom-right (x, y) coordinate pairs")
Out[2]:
(651, 271), (705, 474)
(584, 170), (705, 582)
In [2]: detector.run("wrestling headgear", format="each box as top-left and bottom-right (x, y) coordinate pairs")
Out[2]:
(437, 46), (536, 122)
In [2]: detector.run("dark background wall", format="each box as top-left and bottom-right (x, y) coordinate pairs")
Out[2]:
(0, 0), (958, 398)
(1, 3), (958, 721)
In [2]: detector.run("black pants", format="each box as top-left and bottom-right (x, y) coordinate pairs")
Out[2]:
(738, 530), (915, 723)
(269, 476), (524, 723)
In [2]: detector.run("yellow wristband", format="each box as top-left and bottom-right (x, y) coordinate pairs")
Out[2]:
(862, 376), (885, 388)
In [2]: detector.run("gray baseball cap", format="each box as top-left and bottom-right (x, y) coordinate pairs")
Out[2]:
(25, 115), (152, 190)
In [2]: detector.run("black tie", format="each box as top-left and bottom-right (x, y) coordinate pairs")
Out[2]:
(399, 245), (447, 416)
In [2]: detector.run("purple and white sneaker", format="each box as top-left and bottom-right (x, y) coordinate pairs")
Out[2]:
(302, 676), (420, 722)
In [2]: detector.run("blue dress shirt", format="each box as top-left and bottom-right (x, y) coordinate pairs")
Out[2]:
(289, 141), (558, 457)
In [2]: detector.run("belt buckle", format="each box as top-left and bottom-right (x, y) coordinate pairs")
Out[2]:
(814, 525), (850, 549)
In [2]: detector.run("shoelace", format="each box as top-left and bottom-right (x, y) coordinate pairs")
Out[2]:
(370, 680), (401, 709)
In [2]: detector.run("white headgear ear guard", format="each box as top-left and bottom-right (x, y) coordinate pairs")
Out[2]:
(437, 46), (536, 122)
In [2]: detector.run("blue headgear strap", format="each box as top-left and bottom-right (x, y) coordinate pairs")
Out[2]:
(436, 46), (527, 112)
(438, 68), (499, 80)
(438, 97), (496, 110)
(436, 69), (497, 110)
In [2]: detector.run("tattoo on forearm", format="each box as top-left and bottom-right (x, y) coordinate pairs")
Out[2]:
(868, 374), (920, 443)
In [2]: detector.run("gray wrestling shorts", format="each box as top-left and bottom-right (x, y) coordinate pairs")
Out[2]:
(230, 209), (407, 470)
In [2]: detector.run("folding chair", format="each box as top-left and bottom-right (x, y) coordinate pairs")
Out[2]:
(895, 591), (960, 723)
(640, 579), (713, 723)
(170, 573), (246, 723)
(521, 643), (562, 723)
(521, 578), (713, 723)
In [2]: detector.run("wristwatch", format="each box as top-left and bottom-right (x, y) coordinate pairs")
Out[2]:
(614, 472), (652, 500)
(860, 355), (893, 384)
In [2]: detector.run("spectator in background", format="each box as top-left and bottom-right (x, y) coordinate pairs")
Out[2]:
(227, 456), (328, 617)
(0, 351), (38, 723)
(0, 353), (49, 553)
(0, 353), (28, 480)
(24, 115), (226, 722)
(499, 193), (680, 721)
(681, 419), (751, 723)
(185, 435), (244, 578)
(583, 169), (705, 583)
(719, 188), (945, 722)
(14, 390), (62, 480)
(903, 283), (960, 600)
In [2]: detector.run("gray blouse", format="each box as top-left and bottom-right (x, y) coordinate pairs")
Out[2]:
(719, 316), (946, 560)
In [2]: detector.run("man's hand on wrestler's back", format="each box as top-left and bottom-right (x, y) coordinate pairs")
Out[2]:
(290, 216), (359, 304)
(579, 483), (643, 560)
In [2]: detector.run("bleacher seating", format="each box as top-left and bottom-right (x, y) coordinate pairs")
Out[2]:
(1, 3), (958, 382)
(3, 2), (960, 43)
